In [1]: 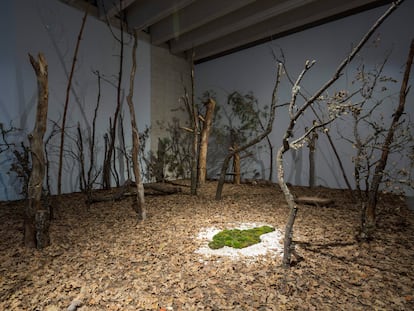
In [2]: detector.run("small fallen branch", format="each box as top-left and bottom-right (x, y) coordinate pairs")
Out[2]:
(87, 180), (182, 204)
(294, 196), (334, 207)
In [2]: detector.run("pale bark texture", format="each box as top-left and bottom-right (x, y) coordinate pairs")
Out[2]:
(279, 147), (298, 267)
(25, 53), (50, 248)
(126, 30), (146, 220)
(198, 98), (216, 185)
(363, 38), (414, 238)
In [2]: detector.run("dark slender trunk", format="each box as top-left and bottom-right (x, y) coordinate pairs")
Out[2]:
(363, 38), (414, 238)
(103, 14), (124, 189)
(308, 126), (318, 188)
(57, 11), (87, 195)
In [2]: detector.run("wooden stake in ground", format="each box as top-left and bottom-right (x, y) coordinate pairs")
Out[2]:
(126, 30), (146, 220)
(198, 98), (216, 185)
(232, 144), (241, 185)
(25, 53), (49, 248)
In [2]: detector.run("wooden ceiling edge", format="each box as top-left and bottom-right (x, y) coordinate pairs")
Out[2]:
(193, 0), (395, 64)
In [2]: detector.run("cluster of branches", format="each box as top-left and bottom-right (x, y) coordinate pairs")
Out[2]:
(275, 1), (411, 266)
(338, 57), (413, 198)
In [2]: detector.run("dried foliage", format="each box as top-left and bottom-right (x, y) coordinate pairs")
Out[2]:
(145, 120), (193, 182)
(1, 182), (413, 310)
(8, 142), (31, 198)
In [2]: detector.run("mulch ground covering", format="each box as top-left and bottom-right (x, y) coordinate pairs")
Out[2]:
(1, 181), (413, 310)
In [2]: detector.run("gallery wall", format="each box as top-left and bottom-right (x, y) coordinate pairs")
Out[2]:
(0, 0), (151, 200)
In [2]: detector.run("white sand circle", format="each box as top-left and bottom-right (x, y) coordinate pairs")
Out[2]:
(195, 222), (283, 261)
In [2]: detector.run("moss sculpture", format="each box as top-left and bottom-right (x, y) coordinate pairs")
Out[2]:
(208, 225), (275, 249)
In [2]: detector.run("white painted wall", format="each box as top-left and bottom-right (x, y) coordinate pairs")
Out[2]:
(195, 1), (414, 196)
(0, 0), (151, 200)
(150, 44), (191, 153)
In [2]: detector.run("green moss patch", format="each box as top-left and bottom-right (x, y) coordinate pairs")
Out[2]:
(208, 225), (275, 249)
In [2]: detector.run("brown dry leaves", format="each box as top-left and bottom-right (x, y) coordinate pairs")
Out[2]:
(0, 182), (413, 310)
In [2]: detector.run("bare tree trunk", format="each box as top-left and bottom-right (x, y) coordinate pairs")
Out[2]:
(307, 105), (354, 194)
(198, 98), (216, 185)
(233, 147), (241, 185)
(126, 30), (146, 220)
(103, 14), (124, 189)
(363, 38), (414, 238)
(277, 148), (298, 267)
(85, 71), (102, 203)
(102, 133), (109, 188)
(77, 122), (87, 192)
(119, 114), (131, 180)
(181, 51), (199, 194)
(266, 136), (274, 181)
(25, 53), (49, 248)
(190, 55), (199, 195)
(308, 123), (318, 188)
(278, 60), (317, 267)
(57, 11), (87, 196)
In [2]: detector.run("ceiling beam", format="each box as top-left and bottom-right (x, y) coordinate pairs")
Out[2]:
(190, 0), (392, 62)
(126, 0), (196, 31)
(149, 0), (256, 45)
(96, 0), (137, 19)
(58, 0), (99, 17)
(170, 0), (317, 54)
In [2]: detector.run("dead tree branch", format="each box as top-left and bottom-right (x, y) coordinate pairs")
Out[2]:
(363, 38), (414, 238)
(57, 11), (88, 196)
(126, 30), (146, 220)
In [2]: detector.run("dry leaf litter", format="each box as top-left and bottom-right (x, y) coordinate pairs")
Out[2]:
(0, 181), (413, 310)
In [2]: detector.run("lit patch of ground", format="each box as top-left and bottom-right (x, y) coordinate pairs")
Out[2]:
(195, 222), (283, 261)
